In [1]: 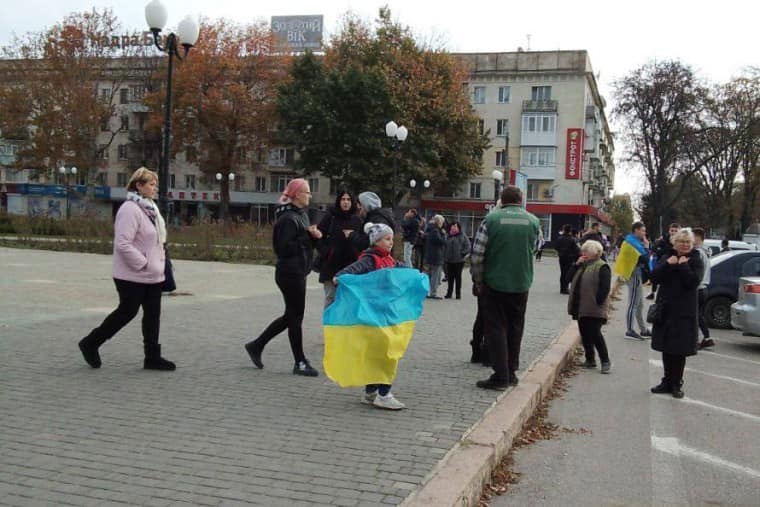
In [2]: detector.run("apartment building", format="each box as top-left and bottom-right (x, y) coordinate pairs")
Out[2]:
(1, 49), (615, 234)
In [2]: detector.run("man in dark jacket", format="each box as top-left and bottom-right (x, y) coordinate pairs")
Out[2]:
(647, 223), (680, 300)
(555, 224), (580, 294)
(401, 209), (421, 267)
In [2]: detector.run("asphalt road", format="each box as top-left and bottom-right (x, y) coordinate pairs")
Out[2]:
(492, 300), (760, 506)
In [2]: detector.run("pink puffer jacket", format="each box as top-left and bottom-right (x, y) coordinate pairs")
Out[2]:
(111, 201), (165, 284)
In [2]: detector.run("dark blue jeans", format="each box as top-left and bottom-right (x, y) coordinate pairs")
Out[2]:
(366, 384), (391, 396)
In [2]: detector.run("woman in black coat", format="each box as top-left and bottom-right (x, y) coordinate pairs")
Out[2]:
(649, 228), (705, 398)
(316, 189), (363, 307)
(424, 215), (447, 299)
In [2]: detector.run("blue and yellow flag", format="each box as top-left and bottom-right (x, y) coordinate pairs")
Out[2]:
(613, 233), (648, 280)
(323, 268), (429, 387)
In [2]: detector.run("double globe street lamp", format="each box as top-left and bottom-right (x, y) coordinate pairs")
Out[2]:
(145, 0), (200, 219)
(409, 178), (430, 211)
(216, 172), (235, 222)
(385, 120), (408, 215)
(59, 165), (77, 219)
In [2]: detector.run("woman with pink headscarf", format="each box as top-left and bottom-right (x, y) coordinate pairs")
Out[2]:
(244, 178), (323, 376)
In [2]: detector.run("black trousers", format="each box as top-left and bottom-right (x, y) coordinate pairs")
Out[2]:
(445, 262), (465, 298)
(662, 352), (686, 386)
(559, 257), (574, 292)
(578, 317), (610, 364)
(86, 278), (163, 349)
(698, 288), (710, 339)
(481, 287), (529, 381)
(254, 272), (307, 363)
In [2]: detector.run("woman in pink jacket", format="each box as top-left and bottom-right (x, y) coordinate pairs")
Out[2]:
(78, 167), (175, 371)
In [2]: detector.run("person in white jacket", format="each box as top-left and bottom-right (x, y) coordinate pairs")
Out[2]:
(693, 228), (714, 348)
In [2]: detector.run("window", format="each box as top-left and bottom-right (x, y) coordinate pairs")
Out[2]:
(496, 119), (508, 137)
(521, 147), (557, 166)
(120, 115), (129, 131)
(185, 174), (196, 189)
(268, 148), (293, 167)
(741, 258), (760, 276)
(255, 176), (266, 192)
(469, 182), (481, 199)
(131, 85), (146, 101)
(531, 86), (552, 101)
(120, 88), (129, 105)
(478, 119), (485, 136)
(116, 172), (128, 187)
(473, 86), (486, 104)
(329, 179), (342, 195)
(498, 86), (511, 103)
(100, 87), (111, 103)
(169, 174), (175, 188)
(98, 144), (109, 160)
(95, 172), (107, 185)
(271, 174), (292, 193)
(308, 177), (320, 193)
(117, 144), (128, 160)
(234, 176), (245, 192)
(526, 182), (539, 201)
(496, 151), (507, 167)
(101, 118), (109, 132)
(522, 114), (556, 133)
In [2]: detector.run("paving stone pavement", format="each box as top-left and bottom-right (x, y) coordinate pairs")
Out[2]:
(0, 248), (570, 506)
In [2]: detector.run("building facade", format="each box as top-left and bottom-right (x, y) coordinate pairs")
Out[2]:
(1, 50), (615, 237)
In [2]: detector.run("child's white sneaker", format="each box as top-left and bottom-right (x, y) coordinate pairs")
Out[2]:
(373, 392), (405, 410)
(362, 390), (378, 404)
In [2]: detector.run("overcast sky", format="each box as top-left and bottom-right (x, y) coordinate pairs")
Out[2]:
(2, 0), (758, 196)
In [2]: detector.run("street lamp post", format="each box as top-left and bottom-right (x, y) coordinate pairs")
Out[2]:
(145, 0), (200, 220)
(385, 120), (408, 215)
(58, 165), (77, 219)
(409, 178), (430, 213)
(215, 172), (235, 222)
(491, 169), (503, 206)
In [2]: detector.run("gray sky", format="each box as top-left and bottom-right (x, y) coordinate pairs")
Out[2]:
(2, 0), (758, 196)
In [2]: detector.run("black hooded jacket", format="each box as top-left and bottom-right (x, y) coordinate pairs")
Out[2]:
(316, 206), (363, 282)
(272, 203), (315, 278)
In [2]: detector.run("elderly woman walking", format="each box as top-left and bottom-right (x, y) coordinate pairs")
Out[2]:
(649, 228), (704, 398)
(567, 240), (612, 373)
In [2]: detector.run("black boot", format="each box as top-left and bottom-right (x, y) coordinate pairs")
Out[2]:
(78, 333), (106, 368)
(671, 380), (684, 399)
(651, 378), (670, 394)
(245, 340), (264, 369)
(144, 344), (176, 371)
(469, 341), (482, 363)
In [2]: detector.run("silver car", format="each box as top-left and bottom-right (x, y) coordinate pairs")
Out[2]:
(730, 276), (760, 336)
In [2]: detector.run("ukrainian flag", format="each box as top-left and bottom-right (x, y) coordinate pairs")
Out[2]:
(323, 268), (429, 387)
(613, 233), (649, 280)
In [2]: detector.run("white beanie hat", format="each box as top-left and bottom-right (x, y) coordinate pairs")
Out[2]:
(358, 191), (382, 212)
(364, 222), (394, 245)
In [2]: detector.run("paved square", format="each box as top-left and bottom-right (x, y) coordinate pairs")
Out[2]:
(0, 248), (570, 506)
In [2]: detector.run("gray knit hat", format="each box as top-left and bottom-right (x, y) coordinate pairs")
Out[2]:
(358, 191), (382, 212)
(364, 222), (394, 245)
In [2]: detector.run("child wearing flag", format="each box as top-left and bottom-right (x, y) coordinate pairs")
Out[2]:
(333, 222), (409, 410)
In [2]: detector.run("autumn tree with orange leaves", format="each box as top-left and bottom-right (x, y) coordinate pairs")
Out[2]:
(0, 8), (154, 190)
(144, 19), (289, 221)
(277, 8), (489, 205)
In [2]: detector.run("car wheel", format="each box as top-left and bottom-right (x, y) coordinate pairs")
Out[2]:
(705, 296), (733, 329)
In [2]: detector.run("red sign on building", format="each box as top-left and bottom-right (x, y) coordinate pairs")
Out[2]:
(565, 128), (584, 180)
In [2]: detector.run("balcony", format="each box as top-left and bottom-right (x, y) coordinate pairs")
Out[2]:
(522, 100), (558, 113)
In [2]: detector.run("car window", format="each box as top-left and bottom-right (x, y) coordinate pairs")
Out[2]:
(741, 257), (760, 276)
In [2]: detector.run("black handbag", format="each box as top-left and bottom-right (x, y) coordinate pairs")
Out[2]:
(646, 302), (663, 324)
(162, 246), (176, 292)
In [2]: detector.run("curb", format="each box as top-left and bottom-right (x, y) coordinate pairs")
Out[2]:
(401, 320), (581, 507)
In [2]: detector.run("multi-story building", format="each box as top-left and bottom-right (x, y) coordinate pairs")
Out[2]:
(428, 50), (615, 239)
(1, 49), (614, 237)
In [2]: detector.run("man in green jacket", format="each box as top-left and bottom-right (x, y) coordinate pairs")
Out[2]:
(470, 185), (540, 390)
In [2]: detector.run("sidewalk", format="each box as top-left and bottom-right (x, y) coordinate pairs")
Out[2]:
(491, 295), (760, 506)
(0, 248), (572, 506)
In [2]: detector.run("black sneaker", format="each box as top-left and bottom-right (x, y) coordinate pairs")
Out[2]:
(476, 376), (510, 390)
(580, 360), (597, 369)
(671, 383), (684, 399)
(508, 371), (519, 386)
(293, 360), (319, 377)
(245, 341), (263, 369)
(625, 330), (645, 341)
(640, 329), (652, 337)
(600, 362), (611, 374)
(645, 293), (655, 300)
(651, 379), (670, 394)
(78, 338), (102, 369)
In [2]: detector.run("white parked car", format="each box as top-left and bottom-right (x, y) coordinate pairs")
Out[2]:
(731, 276), (760, 336)
(703, 239), (758, 257)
